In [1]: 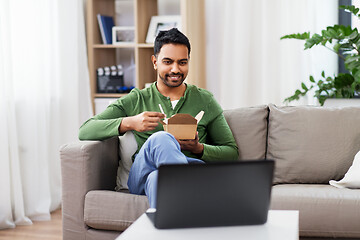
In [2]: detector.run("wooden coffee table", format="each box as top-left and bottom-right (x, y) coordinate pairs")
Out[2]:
(116, 210), (299, 240)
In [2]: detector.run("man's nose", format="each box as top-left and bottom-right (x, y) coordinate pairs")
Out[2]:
(171, 63), (180, 73)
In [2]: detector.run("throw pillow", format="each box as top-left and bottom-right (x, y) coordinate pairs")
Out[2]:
(267, 104), (360, 184)
(224, 105), (268, 160)
(329, 150), (360, 189)
(116, 131), (138, 191)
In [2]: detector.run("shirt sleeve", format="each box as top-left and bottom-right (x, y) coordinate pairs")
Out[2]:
(201, 112), (239, 162)
(78, 104), (124, 140)
(78, 92), (136, 140)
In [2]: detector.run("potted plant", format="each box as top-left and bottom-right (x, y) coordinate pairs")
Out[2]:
(282, 5), (360, 106)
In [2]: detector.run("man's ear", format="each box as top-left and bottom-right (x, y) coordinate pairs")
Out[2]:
(151, 55), (157, 70)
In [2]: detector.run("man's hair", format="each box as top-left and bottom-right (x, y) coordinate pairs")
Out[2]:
(154, 28), (191, 57)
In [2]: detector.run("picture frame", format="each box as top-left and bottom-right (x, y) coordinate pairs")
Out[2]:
(146, 15), (182, 44)
(112, 26), (135, 45)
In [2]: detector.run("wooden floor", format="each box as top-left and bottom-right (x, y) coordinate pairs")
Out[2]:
(0, 209), (62, 240)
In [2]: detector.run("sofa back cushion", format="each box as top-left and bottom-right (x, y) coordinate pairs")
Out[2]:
(224, 105), (268, 160)
(267, 104), (360, 184)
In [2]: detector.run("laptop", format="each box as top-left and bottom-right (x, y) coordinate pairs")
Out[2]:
(146, 160), (274, 229)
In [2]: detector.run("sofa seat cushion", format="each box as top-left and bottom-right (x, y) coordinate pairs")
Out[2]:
(267, 104), (360, 184)
(270, 184), (360, 238)
(84, 190), (149, 231)
(224, 105), (268, 160)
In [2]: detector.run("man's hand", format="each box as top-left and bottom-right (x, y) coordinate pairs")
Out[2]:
(177, 132), (204, 155)
(119, 111), (165, 133)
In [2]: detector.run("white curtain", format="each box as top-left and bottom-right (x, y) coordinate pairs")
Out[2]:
(0, 0), (92, 229)
(205, 0), (338, 109)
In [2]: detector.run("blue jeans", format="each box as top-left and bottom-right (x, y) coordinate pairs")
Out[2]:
(127, 131), (204, 208)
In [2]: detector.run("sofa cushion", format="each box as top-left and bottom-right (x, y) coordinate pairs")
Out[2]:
(267, 104), (360, 184)
(270, 184), (360, 238)
(116, 131), (138, 191)
(84, 190), (149, 231)
(224, 105), (268, 160)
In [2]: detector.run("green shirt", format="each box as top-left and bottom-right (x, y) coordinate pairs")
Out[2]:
(79, 83), (238, 162)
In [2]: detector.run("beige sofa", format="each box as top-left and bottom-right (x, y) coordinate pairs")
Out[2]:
(60, 104), (360, 240)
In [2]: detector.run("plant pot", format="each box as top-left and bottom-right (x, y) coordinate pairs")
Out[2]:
(323, 98), (360, 107)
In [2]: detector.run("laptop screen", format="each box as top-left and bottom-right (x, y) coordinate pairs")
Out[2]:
(151, 160), (274, 229)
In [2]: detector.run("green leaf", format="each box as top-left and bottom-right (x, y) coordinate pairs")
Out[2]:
(318, 95), (328, 106)
(340, 5), (360, 16)
(310, 75), (316, 82)
(280, 32), (310, 40)
(355, 38), (360, 50)
(328, 28), (338, 38)
(352, 81), (360, 92)
(340, 25), (354, 36)
(326, 77), (333, 82)
(345, 58), (360, 70)
(305, 34), (323, 49)
(333, 43), (341, 53)
(352, 69), (360, 83)
(339, 42), (354, 52)
(348, 29), (359, 40)
(345, 55), (360, 64)
(301, 82), (308, 91)
(334, 73), (354, 89)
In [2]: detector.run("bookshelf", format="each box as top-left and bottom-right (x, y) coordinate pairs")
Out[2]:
(86, 0), (205, 113)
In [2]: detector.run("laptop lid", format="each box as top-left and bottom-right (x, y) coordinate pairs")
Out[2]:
(150, 160), (274, 229)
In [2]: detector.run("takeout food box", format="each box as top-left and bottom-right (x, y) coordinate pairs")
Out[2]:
(161, 111), (204, 140)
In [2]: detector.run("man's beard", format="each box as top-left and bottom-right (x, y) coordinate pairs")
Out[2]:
(159, 73), (185, 88)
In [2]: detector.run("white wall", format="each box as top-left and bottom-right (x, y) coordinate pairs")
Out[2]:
(205, 0), (339, 109)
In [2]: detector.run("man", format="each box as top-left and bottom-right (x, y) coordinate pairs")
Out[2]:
(79, 28), (238, 208)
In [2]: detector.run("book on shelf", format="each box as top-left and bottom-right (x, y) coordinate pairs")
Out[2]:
(97, 14), (115, 44)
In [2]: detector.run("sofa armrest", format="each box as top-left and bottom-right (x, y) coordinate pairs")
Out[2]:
(60, 137), (119, 240)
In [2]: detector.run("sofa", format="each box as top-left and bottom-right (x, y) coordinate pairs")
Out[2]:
(60, 104), (360, 240)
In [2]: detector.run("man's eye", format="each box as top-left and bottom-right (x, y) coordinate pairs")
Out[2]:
(180, 61), (187, 65)
(163, 60), (171, 64)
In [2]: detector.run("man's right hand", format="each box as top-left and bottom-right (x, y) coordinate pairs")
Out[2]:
(119, 111), (165, 133)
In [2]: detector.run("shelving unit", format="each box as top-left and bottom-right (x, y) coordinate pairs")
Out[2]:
(86, 0), (205, 113)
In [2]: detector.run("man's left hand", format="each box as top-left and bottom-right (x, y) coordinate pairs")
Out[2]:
(177, 132), (204, 155)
